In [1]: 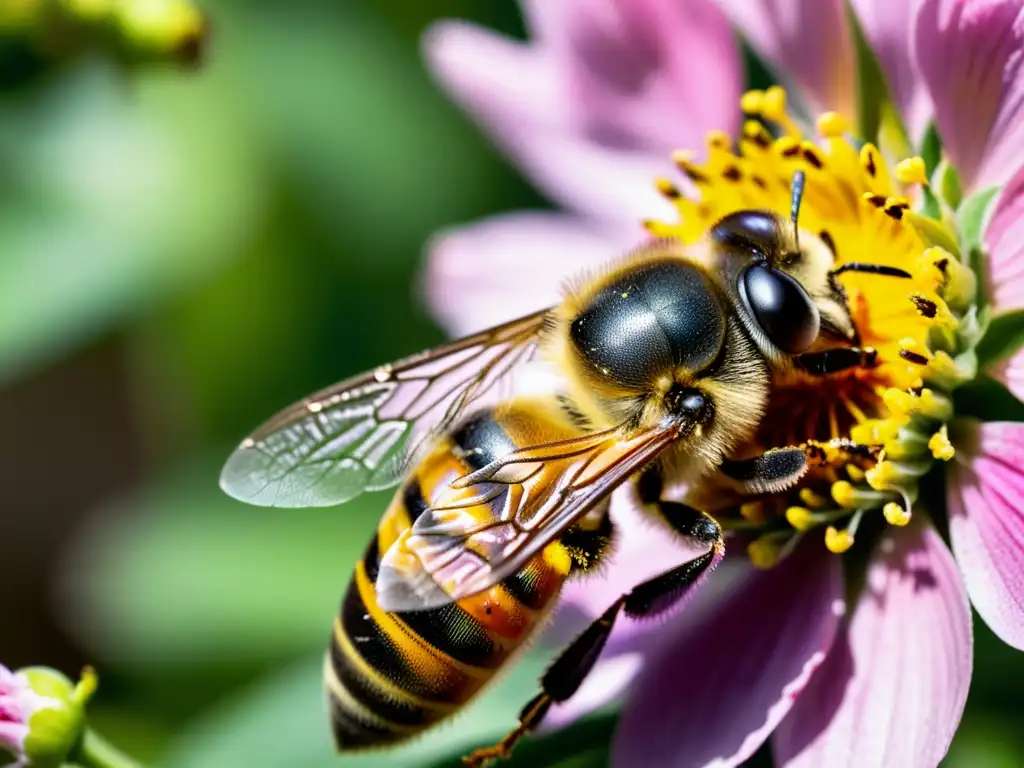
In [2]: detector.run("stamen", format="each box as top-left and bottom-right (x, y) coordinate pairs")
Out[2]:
(928, 426), (955, 460)
(883, 501), (913, 526)
(645, 89), (978, 569)
(747, 536), (783, 569)
(894, 157), (928, 186)
(739, 501), (766, 525)
(785, 506), (815, 531)
(816, 112), (848, 138)
(655, 177), (682, 200)
(798, 487), (828, 508)
(824, 524), (856, 554)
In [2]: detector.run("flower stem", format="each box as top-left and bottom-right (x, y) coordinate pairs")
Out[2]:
(76, 728), (145, 768)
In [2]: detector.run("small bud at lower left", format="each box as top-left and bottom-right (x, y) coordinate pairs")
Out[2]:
(1, 664), (95, 767)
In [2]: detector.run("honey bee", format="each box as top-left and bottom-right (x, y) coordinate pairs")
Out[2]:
(220, 173), (909, 764)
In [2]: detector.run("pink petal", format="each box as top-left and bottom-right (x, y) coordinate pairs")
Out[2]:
(611, 538), (844, 768)
(424, 0), (742, 224)
(714, 0), (856, 117)
(849, 0), (931, 140)
(422, 212), (639, 335)
(983, 163), (1024, 312)
(773, 521), (972, 768)
(991, 351), (1024, 402)
(949, 420), (1024, 649)
(914, 0), (1024, 192)
(542, 652), (644, 731)
(0, 722), (28, 753)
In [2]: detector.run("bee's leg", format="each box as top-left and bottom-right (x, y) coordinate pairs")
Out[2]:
(462, 484), (721, 768)
(792, 346), (877, 376)
(718, 447), (809, 494)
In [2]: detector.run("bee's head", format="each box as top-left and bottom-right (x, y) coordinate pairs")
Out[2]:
(710, 172), (909, 365)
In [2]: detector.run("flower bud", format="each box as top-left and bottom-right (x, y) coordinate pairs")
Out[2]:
(1, 664), (95, 767)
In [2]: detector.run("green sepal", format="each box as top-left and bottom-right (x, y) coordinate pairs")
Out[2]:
(975, 308), (1024, 366)
(18, 667), (92, 768)
(933, 159), (963, 211)
(918, 184), (942, 221)
(956, 186), (1001, 306)
(958, 186), (1001, 255)
(919, 123), (943, 176)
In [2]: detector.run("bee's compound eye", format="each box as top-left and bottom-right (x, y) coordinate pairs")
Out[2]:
(710, 211), (781, 256)
(739, 264), (820, 354)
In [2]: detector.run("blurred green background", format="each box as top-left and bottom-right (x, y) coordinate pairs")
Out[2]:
(0, 1), (1021, 766)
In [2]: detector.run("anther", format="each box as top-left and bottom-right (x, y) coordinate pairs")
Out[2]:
(900, 348), (931, 366)
(863, 193), (887, 208)
(786, 506), (815, 531)
(824, 525), (855, 554)
(928, 425), (955, 461)
(707, 130), (731, 151)
(894, 157), (928, 186)
(747, 537), (781, 569)
(742, 120), (773, 149)
(739, 501), (766, 525)
(655, 177), (682, 199)
(909, 294), (938, 318)
(816, 112), (848, 138)
(740, 90), (764, 115)
(860, 145), (879, 178)
(799, 487), (827, 508)
(883, 501), (913, 526)
(777, 137), (801, 158)
(831, 481), (859, 509)
(760, 86), (788, 123)
(800, 142), (825, 169)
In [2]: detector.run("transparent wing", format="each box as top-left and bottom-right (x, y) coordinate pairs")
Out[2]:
(219, 309), (550, 508)
(375, 419), (687, 611)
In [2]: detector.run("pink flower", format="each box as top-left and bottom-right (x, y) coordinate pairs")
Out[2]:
(1, 665), (60, 765)
(422, 1), (1024, 766)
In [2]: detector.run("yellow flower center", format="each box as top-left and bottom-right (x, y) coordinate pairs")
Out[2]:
(647, 87), (980, 562)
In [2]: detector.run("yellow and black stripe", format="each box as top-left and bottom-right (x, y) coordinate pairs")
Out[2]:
(326, 405), (613, 750)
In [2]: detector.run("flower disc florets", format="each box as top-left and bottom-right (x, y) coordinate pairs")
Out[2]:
(647, 87), (984, 561)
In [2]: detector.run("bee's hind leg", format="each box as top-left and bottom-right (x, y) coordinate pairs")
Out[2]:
(462, 472), (723, 768)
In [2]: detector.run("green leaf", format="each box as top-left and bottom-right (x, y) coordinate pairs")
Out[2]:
(231, 7), (488, 267)
(975, 309), (1024, 366)
(953, 374), (1024, 423)
(59, 457), (384, 672)
(161, 649), (584, 768)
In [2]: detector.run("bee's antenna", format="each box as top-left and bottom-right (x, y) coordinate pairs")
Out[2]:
(790, 170), (806, 253)
(830, 263), (912, 279)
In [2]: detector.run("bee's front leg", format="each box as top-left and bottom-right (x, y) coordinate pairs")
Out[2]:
(792, 346), (877, 376)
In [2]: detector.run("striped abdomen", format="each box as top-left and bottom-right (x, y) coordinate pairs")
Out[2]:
(325, 405), (611, 750)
